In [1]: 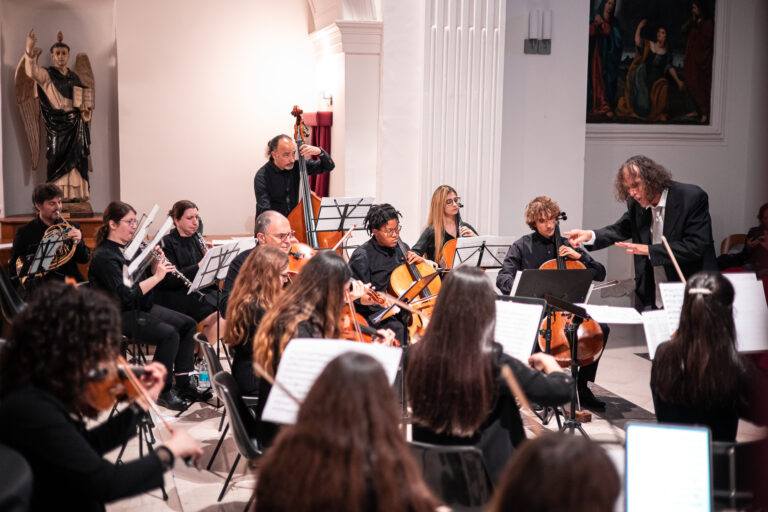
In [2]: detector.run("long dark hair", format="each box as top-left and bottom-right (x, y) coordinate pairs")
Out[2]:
(253, 250), (350, 375)
(406, 265), (496, 436)
(0, 282), (122, 413)
(96, 201), (135, 245)
(651, 271), (743, 407)
(254, 352), (438, 512)
(489, 433), (619, 512)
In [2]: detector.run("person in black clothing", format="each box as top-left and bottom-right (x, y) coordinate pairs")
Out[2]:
(411, 184), (477, 265)
(651, 271), (766, 441)
(9, 183), (90, 290)
(252, 250), (393, 446)
(155, 200), (222, 343)
(88, 201), (210, 411)
(221, 210), (296, 315)
(253, 133), (334, 218)
(406, 266), (572, 481)
(0, 282), (202, 512)
(497, 196), (610, 410)
(224, 245), (290, 395)
(348, 203), (434, 345)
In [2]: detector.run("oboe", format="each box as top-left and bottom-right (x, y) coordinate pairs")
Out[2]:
(142, 243), (204, 298)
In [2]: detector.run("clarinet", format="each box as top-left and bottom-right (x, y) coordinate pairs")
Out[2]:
(194, 232), (208, 255)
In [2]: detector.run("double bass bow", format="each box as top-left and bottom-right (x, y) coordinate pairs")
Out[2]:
(286, 106), (343, 251)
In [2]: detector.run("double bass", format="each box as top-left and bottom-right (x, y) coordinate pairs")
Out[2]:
(286, 106), (342, 250)
(536, 213), (605, 368)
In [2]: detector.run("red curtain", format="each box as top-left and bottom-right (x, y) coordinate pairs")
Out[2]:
(304, 111), (333, 197)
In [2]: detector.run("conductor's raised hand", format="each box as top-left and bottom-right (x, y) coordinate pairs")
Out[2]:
(615, 241), (649, 256)
(563, 229), (592, 248)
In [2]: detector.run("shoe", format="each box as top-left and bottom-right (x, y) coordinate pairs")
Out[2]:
(157, 388), (189, 411)
(578, 385), (606, 411)
(177, 383), (213, 403)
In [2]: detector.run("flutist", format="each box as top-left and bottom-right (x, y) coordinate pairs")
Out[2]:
(88, 201), (212, 412)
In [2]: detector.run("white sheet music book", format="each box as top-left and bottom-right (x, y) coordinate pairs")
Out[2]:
(494, 300), (543, 362)
(189, 241), (244, 293)
(124, 204), (159, 260)
(262, 338), (403, 425)
(659, 282), (685, 333)
(641, 309), (672, 359)
(576, 304), (643, 324)
(725, 274), (768, 353)
(126, 216), (173, 276)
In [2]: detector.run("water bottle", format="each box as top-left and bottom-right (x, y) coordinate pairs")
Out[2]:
(198, 359), (210, 389)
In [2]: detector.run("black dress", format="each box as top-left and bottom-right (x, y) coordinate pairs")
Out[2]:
(411, 222), (477, 263)
(154, 229), (218, 322)
(408, 343), (572, 481)
(88, 240), (196, 390)
(229, 306), (266, 396)
(0, 384), (165, 512)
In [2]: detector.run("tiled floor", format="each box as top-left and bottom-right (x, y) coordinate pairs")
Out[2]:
(106, 326), (766, 511)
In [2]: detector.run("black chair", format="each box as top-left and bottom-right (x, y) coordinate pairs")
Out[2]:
(409, 441), (494, 512)
(0, 267), (25, 336)
(712, 439), (762, 509)
(196, 334), (230, 470)
(213, 371), (263, 503)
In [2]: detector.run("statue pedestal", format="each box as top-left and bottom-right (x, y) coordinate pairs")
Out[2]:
(63, 201), (94, 218)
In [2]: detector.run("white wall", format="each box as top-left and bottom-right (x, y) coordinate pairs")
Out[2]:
(499, 0), (591, 239)
(0, 0), (120, 216)
(584, 0), (768, 284)
(116, 0), (316, 234)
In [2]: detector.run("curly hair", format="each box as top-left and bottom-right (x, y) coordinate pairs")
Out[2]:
(614, 155), (672, 203)
(0, 282), (122, 413)
(524, 196), (561, 231)
(363, 203), (401, 234)
(254, 352), (438, 511)
(224, 245), (288, 348)
(253, 250), (350, 376)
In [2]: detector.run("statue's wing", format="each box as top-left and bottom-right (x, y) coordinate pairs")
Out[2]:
(74, 53), (94, 104)
(14, 53), (40, 169)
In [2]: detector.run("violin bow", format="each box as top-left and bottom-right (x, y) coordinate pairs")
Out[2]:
(332, 224), (357, 252)
(501, 364), (542, 438)
(661, 236), (686, 284)
(345, 290), (365, 343)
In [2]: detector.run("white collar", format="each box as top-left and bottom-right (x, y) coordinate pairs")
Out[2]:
(648, 188), (668, 210)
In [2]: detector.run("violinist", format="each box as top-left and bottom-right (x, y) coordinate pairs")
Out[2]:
(88, 201), (209, 411)
(348, 203), (434, 345)
(406, 266), (572, 481)
(253, 134), (334, 218)
(224, 245), (290, 396)
(411, 185), (477, 264)
(221, 211), (295, 314)
(155, 200), (223, 344)
(253, 250), (394, 446)
(496, 196), (609, 410)
(0, 282), (202, 512)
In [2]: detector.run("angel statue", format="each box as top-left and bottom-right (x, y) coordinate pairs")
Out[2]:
(15, 29), (95, 206)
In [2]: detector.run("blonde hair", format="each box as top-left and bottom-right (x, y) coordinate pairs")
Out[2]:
(425, 185), (458, 259)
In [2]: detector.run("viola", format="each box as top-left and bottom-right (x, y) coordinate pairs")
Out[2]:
(536, 214), (605, 369)
(288, 243), (317, 275)
(286, 106), (343, 251)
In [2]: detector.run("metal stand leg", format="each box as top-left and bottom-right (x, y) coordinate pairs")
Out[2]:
(218, 453), (241, 502)
(559, 321), (589, 438)
(208, 423), (229, 471)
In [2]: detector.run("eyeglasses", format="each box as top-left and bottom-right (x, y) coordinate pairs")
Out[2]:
(121, 219), (138, 227)
(271, 230), (296, 242)
(445, 197), (461, 206)
(378, 225), (402, 237)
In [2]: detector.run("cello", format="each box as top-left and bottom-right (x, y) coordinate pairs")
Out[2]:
(388, 239), (441, 339)
(536, 213), (605, 369)
(286, 106), (343, 250)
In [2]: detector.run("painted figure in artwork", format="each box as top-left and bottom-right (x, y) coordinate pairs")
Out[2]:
(587, 0), (623, 118)
(16, 29), (95, 204)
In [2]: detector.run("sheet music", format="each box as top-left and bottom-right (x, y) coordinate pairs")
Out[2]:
(510, 271), (522, 297)
(124, 204), (159, 260)
(659, 282), (685, 333)
(494, 300), (543, 362)
(641, 309), (672, 359)
(454, 236), (515, 268)
(189, 241), (244, 292)
(261, 338), (402, 424)
(576, 304), (643, 324)
(126, 216), (173, 276)
(725, 275), (768, 353)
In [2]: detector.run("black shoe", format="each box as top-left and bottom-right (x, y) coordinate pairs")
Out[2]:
(157, 388), (189, 411)
(578, 385), (606, 411)
(177, 383), (213, 403)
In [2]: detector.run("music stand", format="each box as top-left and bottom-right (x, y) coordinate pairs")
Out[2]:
(453, 235), (516, 269)
(371, 271), (440, 324)
(315, 196), (374, 252)
(19, 232), (64, 284)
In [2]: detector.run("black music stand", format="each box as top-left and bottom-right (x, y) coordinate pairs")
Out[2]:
(315, 196), (374, 252)
(18, 233), (64, 287)
(452, 235), (516, 269)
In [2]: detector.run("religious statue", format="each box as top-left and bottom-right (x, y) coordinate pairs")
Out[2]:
(15, 29), (95, 210)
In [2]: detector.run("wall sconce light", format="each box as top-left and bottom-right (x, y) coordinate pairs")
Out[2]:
(524, 9), (552, 55)
(322, 91), (333, 107)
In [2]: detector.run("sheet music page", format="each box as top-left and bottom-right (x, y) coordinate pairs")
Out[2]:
(127, 216), (173, 275)
(262, 339), (403, 424)
(641, 309), (672, 359)
(725, 275), (768, 353)
(659, 282), (685, 333)
(510, 271), (523, 297)
(494, 300), (543, 362)
(125, 204), (159, 260)
(576, 304), (643, 324)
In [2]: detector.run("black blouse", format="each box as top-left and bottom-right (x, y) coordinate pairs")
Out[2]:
(348, 237), (410, 316)
(0, 384), (164, 512)
(89, 240), (152, 311)
(411, 222), (478, 262)
(9, 216), (90, 282)
(157, 229), (206, 291)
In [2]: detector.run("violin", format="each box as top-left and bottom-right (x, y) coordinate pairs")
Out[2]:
(85, 365), (144, 414)
(286, 106), (343, 251)
(438, 203), (468, 269)
(536, 213), (605, 369)
(288, 243), (317, 275)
